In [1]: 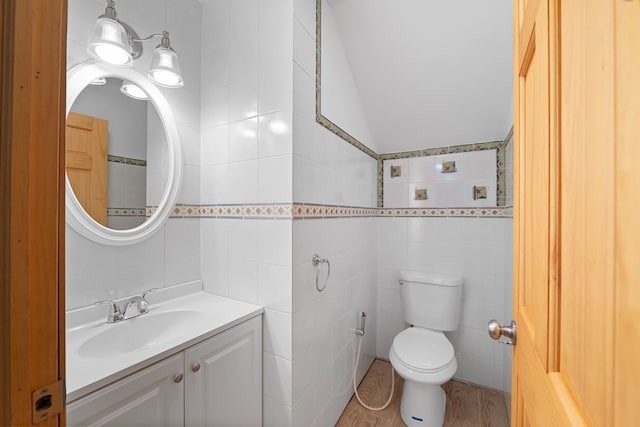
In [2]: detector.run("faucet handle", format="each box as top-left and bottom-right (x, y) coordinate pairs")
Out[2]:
(95, 300), (124, 323)
(142, 288), (158, 299)
(138, 288), (158, 314)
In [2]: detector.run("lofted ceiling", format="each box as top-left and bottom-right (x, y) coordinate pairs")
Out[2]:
(325, 0), (513, 154)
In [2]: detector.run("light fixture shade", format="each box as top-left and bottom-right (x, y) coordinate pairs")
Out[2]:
(120, 81), (149, 100)
(87, 17), (133, 67)
(147, 46), (184, 88)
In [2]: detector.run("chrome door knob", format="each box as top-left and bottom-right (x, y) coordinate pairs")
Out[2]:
(488, 319), (517, 345)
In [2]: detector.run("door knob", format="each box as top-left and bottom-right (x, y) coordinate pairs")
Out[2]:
(192, 362), (201, 372)
(488, 319), (517, 345)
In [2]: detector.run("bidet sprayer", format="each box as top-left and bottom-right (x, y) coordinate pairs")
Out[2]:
(355, 311), (366, 336)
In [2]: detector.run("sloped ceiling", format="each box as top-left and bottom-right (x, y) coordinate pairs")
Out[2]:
(325, 0), (513, 154)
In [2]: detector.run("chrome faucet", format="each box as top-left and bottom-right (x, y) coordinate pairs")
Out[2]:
(95, 288), (158, 323)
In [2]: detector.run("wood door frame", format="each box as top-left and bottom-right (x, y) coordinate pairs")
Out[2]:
(0, 0), (67, 425)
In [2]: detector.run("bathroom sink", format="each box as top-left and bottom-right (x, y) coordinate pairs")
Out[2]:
(78, 310), (206, 358)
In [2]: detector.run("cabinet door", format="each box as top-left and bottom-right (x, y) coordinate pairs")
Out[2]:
(185, 316), (262, 427)
(67, 353), (184, 427)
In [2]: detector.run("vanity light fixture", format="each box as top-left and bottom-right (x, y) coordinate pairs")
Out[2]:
(87, 0), (184, 88)
(120, 80), (149, 100)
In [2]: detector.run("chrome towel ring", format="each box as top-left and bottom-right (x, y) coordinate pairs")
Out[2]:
(312, 254), (331, 292)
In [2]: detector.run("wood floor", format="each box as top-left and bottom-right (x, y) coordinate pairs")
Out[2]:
(336, 360), (509, 427)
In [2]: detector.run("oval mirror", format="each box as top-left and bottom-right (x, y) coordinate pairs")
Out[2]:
(66, 61), (182, 245)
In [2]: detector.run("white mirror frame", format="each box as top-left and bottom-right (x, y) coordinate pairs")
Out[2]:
(66, 60), (182, 246)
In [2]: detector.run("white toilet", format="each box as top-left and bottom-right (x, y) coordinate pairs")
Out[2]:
(389, 271), (463, 427)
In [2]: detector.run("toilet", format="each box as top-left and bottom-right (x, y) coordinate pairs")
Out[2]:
(389, 271), (463, 427)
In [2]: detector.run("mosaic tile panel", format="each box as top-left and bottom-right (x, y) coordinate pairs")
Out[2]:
(377, 140), (509, 208)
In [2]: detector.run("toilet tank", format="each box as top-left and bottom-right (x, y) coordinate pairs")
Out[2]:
(399, 271), (463, 331)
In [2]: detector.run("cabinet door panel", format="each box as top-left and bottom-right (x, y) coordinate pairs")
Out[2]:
(67, 354), (184, 427)
(185, 316), (262, 427)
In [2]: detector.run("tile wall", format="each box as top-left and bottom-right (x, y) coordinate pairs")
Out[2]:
(199, 1), (295, 425)
(291, 0), (379, 425)
(66, 0), (202, 310)
(377, 216), (513, 391)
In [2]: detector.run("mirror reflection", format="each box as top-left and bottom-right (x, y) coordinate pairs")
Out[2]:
(67, 78), (168, 230)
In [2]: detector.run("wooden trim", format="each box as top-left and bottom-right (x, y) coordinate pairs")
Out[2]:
(546, 0), (561, 374)
(0, 0), (67, 425)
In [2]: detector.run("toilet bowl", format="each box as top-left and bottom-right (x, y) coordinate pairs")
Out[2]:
(389, 271), (463, 427)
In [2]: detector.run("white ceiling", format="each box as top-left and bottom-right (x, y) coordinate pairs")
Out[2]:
(325, 0), (513, 154)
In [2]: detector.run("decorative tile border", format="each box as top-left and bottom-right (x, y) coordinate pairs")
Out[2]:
(107, 207), (147, 217)
(108, 155), (147, 167)
(293, 203), (378, 218)
(315, 0), (377, 160)
(378, 207), (513, 218)
(163, 203), (512, 219)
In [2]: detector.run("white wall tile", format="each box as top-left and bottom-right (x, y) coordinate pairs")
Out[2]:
(259, 264), (293, 313)
(264, 309), (293, 360)
(227, 260), (258, 304)
(229, 118), (259, 162)
(165, 256), (201, 286)
(264, 353), (293, 406)
(228, 160), (258, 202)
(292, 63), (315, 118)
(259, 156), (293, 202)
(263, 395), (292, 427)
(409, 156), (435, 182)
(258, 220), (293, 267)
(227, 220), (258, 262)
(293, 17), (315, 77)
(201, 164), (228, 204)
(165, 219), (200, 260)
(202, 125), (229, 166)
(259, 110), (293, 158)
(293, 0), (316, 36)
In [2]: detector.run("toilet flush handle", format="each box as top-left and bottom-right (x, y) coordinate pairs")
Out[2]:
(488, 319), (517, 345)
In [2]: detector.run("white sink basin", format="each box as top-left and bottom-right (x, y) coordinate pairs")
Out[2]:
(66, 290), (263, 403)
(78, 310), (206, 358)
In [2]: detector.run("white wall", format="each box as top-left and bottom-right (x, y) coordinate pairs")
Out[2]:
(377, 216), (513, 392)
(66, 0), (202, 309)
(320, 0), (376, 150)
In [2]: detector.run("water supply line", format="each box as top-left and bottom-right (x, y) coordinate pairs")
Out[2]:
(352, 312), (395, 411)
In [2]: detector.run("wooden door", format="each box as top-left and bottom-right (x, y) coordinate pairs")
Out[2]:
(513, 0), (640, 425)
(66, 111), (109, 226)
(184, 316), (262, 427)
(0, 0), (67, 426)
(67, 354), (184, 426)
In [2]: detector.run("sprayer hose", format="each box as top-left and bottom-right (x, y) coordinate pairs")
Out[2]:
(353, 334), (395, 411)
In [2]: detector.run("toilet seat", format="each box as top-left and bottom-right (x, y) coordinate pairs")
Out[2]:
(389, 327), (457, 385)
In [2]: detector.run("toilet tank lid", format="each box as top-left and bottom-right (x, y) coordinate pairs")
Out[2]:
(400, 271), (463, 286)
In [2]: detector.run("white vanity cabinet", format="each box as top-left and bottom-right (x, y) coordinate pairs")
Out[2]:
(67, 353), (185, 426)
(67, 315), (262, 427)
(185, 315), (262, 426)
